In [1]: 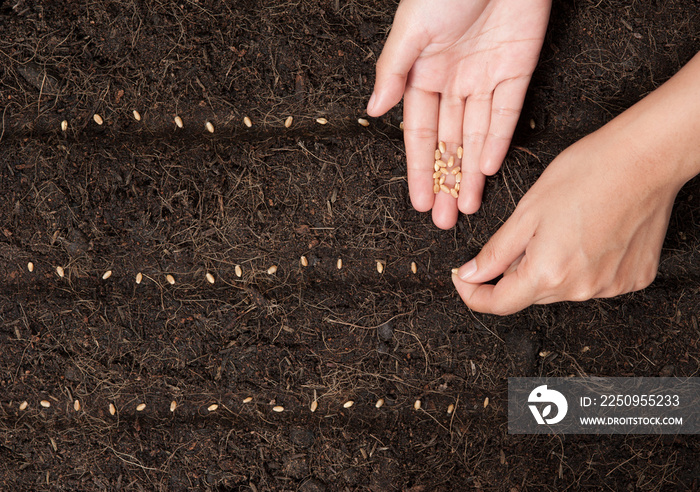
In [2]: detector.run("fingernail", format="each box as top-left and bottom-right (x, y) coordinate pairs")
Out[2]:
(367, 92), (376, 113)
(458, 260), (477, 281)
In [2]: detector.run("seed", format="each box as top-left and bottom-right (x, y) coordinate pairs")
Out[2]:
(376, 261), (384, 274)
(133, 110), (141, 121)
(438, 141), (446, 154)
(272, 405), (284, 412)
(413, 399), (421, 410)
(170, 401), (177, 412)
(358, 118), (369, 127)
(136, 403), (146, 412)
(208, 404), (219, 412)
(399, 121), (404, 130)
(375, 398), (384, 409)
(166, 274), (175, 285)
(455, 182), (460, 192)
(60, 120), (68, 132)
(205, 121), (215, 133)
(135, 272), (143, 284)
(343, 400), (354, 409)
(447, 403), (454, 414)
(483, 397), (489, 408)
(433, 184), (440, 194)
(74, 400), (80, 411)
(93, 114), (103, 125)
(456, 172), (462, 183)
(434, 162), (440, 172)
(457, 146), (463, 159)
(447, 156), (455, 167)
(300, 255), (308, 267)
(284, 116), (293, 128)
(102, 270), (112, 280)
(315, 117), (328, 125)
(243, 397), (253, 403)
(439, 175), (446, 185)
(235, 265), (242, 277)
(529, 118), (536, 130)
(310, 400), (318, 412)
(56, 266), (65, 278)
(206, 272), (215, 284)
(434, 149), (442, 160)
(27, 262), (34, 272)
(267, 265), (277, 275)
(436, 159), (447, 168)
(411, 261), (417, 274)
(40, 400), (51, 408)
(451, 166), (460, 175)
(432, 171), (441, 179)
(243, 116), (252, 127)
(19, 401), (28, 411)
(337, 258), (342, 270)
(109, 403), (116, 415)
(450, 188), (459, 199)
(440, 184), (450, 194)
(174, 116), (183, 128)
(440, 167), (448, 175)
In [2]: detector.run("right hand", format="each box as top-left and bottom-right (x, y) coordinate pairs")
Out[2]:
(368, 0), (551, 229)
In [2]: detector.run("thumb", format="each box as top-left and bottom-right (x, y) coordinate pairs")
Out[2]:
(367, 10), (427, 117)
(457, 215), (534, 284)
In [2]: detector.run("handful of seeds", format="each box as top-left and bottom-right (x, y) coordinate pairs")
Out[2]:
(433, 142), (462, 199)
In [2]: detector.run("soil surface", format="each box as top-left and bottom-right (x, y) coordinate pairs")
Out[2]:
(1, 1), (699, 490)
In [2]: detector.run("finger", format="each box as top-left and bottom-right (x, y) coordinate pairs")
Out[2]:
(456, 211), (534, 283)
(458, 92), (492, 214)
(367, 8), (428, 117)
(452, 263), (536, 315)
(404, 85), (439, 212)
(432, 94), (465, 229)
(480, 77), (530, 176)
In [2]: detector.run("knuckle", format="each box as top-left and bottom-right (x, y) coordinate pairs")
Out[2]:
(404, 126), (437, 141)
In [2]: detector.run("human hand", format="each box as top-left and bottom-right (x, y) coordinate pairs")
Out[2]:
(368, 0), (551, 229)
(451, 131), (681, 315)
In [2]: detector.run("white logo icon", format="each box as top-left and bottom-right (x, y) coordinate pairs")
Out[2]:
(528, 385), (568, 425)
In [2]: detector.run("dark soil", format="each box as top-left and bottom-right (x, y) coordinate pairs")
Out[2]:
(1, 1), (699, 490)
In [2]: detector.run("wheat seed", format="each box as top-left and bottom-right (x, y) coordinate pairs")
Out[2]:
(166, 274), (175, 285)
(411, 261), (417, 274)
(56, 266), (65, 278)
(447, 403), (454, 414)
(450, 188), (459, 199)
(434, 162), (440, 172)
(529, 118), (536, 130)
(375, 398), (384, 409)
(300, 255), (308, 267)
(60, 120), (68, 132)
(267, 265), (277, 275)
(440, 167), (448, 175)
(40, 400), (51, 408)
(208, 404), (219, 412)
(438, 141), (446, 154)
(440, 184), (450, 194)
(413, 399), (421, 410)
(436, 159), (447, 168)
(102, 270), (112, 280)
(133, 110), (141, 121)
(358, 118), (369, 127)
(93, 114), (103, 125)
(315, 117), (328, 125)
(284, 116), (293, 128)
(136, 403), (146, 412)
(439, 176), (446, 187)
(432, 171), (441, 179)
(455, 182), (460, 192)
(433, 184), (440, 194)
(343, 400), (354, 409)
(243, 116), (252, 127)
(19, 401), (28, 411)
(451, 167), (460, 175)
(434, 149), (441, 160)
(205, 121), (215, 133)
(235, 265), (242, 277)
(376, 261), (384, 274)
(27, 262), (34, 272)
(74, 400), (80, 411)
(455, 172), (462, 183)
(310, 400), (318, 412)
(447, 156), (455, 167)
(483, 397), (489, 408)
(109, 403), (116, 415)
(399, 121), (404, 130)
(457, 146), (463, 159)
(451, 268), (459, 275)
(170, 401), (177, 412)
(243, 397), (253, 404)
(272, 405), (284, 412)
(337, 258), (343, 270)
(174, 116), (183, 128)
(206, 272), (215, 284)
(136, 272), (143, 284)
